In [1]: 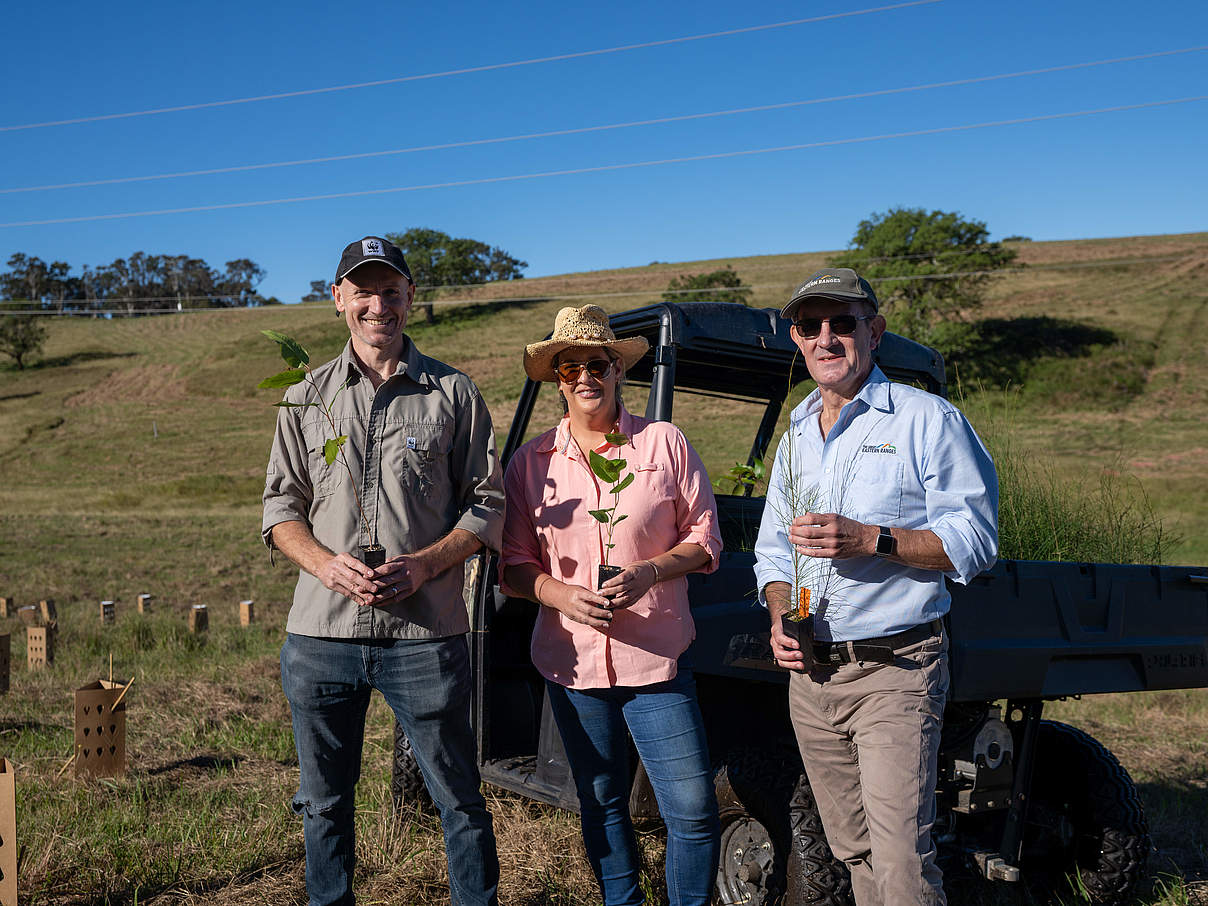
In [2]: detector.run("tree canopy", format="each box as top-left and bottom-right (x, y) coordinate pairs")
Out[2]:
(385, 228), (526, 323)
(829, 208), (1017, 342)
(0, 251), (270, 315)
(0, 302), (48, 368)
(662, 266), (753, 305)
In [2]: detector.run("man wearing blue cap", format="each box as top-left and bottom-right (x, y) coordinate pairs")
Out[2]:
(754, 268), (998, 905)
(263, 235), (504, 905)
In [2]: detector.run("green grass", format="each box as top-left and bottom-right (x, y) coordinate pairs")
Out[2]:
(0, 232), (1206, 903)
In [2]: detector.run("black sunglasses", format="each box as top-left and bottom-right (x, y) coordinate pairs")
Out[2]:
(792, 314), (874, 338)
(555, 358), (613, 382)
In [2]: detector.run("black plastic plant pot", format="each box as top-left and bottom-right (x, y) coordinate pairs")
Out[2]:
(781, 612), (815, 645)
(597, 564), (624, 591)
(359, 544), (386, 569)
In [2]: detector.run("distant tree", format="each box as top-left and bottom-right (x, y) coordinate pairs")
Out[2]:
(829, 208), (1018, 342)
(217, 258), (266, 307)
(662, 266), (753, 305)
(300, 280), (330, 303)
(386, 228), (526, 323)
(0, 306), (48, 369)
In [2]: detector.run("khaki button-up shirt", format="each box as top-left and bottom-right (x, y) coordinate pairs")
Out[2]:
(262, 337), (504, 639)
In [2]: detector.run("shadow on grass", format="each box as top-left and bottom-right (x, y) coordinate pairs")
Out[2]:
(413, 295), (553, 333)
(934, 317), (1119, 391)
(147, 753), (245, 776)
(1137, 776), (1208, 885)
(27, 350), (138, 371)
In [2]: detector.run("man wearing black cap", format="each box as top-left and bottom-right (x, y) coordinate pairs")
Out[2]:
(263, 235), (504, 905)
(753, 268), (998, 905)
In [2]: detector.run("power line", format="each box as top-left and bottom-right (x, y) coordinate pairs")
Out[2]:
(0, 1), (941, 133)
(6, 44), (1204, 196)
(4, 253), (1196, 315)
(4, 95), (1204, 229)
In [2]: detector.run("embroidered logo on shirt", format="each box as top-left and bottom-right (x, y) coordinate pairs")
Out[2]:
(860, 442), (898, 455)
(406, 436), (417, 450)
(362, 238), (384, 256)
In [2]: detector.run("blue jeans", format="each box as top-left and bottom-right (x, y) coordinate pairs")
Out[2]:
(280, 633), (498, 906)
(545, 670), (720, 906)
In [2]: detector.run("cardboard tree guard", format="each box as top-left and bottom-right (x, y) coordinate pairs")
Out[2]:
(0, 759), (15, 906)
(0, 634), (8, 695)
(75, 679), (127, 778)
(27, 626), (52, 669)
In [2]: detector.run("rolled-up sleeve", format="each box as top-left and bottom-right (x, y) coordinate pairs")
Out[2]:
(924, 410), (999, 584)
(499, 451), (544, 597)
(671, 430), (722, 573)
(451, 385), (505, 552)
(262, 393), (313, 548)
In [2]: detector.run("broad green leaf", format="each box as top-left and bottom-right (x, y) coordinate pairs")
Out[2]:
(261, 329), (310, 367)
(323, 436), (347, 465)
(752, 458), (766, 480)
(258, 369), (306, 389)
(588, 509), (611, 524)
(604, 432), (629, 446)
(610, 473), (635, 495)
(273, 401), (318, 409)
(588, 450), (619, 483)
(612, 514), (628, 525)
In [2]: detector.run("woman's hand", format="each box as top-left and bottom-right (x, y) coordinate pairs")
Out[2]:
(549, 582), (616, 630)
(598, 560), (657, 610)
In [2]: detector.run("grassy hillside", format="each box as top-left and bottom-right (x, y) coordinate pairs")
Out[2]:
(0, 231), (1205, 905)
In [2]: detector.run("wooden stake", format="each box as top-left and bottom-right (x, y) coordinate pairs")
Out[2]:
(109, 653), (113, 684)
(55, 751), (77, 779)
(111, 676), (135, 709)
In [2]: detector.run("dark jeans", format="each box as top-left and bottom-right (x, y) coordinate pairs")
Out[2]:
(280, 632), (498, 906)
(545, 670), (720, 906)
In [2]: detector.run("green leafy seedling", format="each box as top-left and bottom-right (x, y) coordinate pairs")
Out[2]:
(259, 330), (372, 545)
(587, 435), (634, 567)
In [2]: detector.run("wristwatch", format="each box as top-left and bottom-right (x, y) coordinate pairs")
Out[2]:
(875, 525), (896, 558)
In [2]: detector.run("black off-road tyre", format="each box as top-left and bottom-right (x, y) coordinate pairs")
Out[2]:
(1022, 720), (1149, 904)
(391, 720), (434, 814)
(713, 745), (853, 906)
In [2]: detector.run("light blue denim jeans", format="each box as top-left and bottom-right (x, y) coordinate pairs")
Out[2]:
(545, 669), (720, 906)
(280, 632), (498, 906)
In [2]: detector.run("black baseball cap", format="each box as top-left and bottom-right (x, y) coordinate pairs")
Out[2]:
(334, 236), (414, 285)
(781, 267), (879, 320)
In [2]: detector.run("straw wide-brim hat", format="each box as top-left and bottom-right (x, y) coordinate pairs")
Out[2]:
(524, 305), (650, 382)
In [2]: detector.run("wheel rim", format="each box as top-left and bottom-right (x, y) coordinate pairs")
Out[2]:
(717, 816), (777, 906)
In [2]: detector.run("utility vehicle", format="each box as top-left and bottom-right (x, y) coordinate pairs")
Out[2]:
(394, 302), (1208, 905)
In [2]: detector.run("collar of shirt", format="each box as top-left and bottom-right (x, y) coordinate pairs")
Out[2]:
(539, 406), (634, 458)
(336, 335), (434, 389)
(792, 365), (892, 433)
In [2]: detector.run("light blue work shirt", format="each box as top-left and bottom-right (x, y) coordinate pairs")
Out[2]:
(753, 366), (998, 642)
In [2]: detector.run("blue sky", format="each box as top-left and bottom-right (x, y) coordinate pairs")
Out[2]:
(1, 0), (1205, 303)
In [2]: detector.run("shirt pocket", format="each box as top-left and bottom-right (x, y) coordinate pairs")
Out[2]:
(847, 457), (903, 523)
(392, 421), (453, 497)
(301, 420), (338, 500)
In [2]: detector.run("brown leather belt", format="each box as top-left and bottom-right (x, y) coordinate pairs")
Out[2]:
(812, 619), (944, 666)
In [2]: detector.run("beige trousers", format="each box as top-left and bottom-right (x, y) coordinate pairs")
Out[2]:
(788, 632), (949, 906)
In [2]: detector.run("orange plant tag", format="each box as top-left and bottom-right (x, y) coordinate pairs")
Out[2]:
(797, 587), (811, 619)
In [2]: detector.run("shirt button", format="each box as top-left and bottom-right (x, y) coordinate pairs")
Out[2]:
(825, 468), (832, 473)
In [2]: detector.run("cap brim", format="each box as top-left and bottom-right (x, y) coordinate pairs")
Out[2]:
(336, 259), (413, 283)
(523, 336), (650, 382)
(781, 290), (878, 320)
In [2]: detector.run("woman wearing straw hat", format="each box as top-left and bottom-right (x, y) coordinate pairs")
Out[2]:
(501, 305), (722, 905)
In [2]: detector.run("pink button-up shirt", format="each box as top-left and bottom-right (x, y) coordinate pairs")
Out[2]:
(501, 407), (721, 690)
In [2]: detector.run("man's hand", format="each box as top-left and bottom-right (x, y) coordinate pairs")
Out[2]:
(364, 553), (434, 607)
(314, 553), (379, 606)
(764, 581), (813, 673)
(598, 560), (657, 610)
(789, 512), (876, 560)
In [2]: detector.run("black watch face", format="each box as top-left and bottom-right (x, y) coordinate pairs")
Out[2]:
(876, 528), (894, 555)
